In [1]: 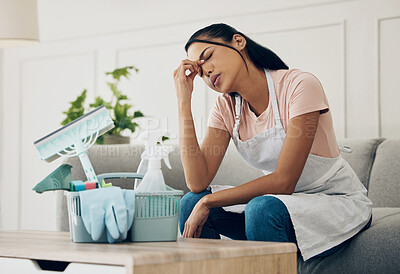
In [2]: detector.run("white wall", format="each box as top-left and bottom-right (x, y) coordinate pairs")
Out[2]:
(1, 0), (399, 230)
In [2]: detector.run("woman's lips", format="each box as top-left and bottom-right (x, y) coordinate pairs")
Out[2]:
(214, 74), (221, 87)
(211, 73), (221, 88)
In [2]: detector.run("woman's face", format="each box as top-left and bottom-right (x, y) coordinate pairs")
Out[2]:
(187, 37), (247, 94)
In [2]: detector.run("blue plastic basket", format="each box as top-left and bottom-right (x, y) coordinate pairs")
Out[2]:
(65, 172), (183, 243)
(130, 186), (183, 242)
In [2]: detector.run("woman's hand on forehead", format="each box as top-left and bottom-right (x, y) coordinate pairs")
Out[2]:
(182, 59), (205, 77)
(173, 58), (205, 104)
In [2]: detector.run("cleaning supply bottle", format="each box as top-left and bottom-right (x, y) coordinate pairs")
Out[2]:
(134, 156), (148, 189)
(135, 130), (172, 192)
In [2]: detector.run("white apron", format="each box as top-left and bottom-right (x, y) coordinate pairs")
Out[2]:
(210, 69), (372, 261)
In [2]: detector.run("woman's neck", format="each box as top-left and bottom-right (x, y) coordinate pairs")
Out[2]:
(238, 66), (269, 117)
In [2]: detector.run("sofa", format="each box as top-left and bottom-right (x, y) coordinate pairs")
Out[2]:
(57, 138), (400, 274)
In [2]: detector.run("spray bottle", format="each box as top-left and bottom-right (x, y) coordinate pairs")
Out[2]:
(135, 129), (172, 192)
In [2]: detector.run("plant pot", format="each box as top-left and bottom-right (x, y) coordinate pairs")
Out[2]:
(103, 135), (131, 145)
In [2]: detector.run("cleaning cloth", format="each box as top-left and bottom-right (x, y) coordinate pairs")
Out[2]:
(80, 186), (135, 243)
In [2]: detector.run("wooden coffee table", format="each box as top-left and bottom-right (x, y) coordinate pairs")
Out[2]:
(0, 230), (297, 274)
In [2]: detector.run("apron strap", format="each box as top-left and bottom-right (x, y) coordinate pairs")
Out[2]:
(234, 70), (281, 132)
(235, 94), (242, 120)
(265, 70), (283, 128)
(234, 94), (242, 132)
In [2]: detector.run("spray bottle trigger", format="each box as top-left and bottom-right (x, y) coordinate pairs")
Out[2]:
(163, 157), (172, 169)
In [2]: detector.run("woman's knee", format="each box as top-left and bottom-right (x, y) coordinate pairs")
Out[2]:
(180, 190), (211, 213)
(179, 189), (211, 231)
(245, 196), (291, 240)
(245, 195), (285, 218)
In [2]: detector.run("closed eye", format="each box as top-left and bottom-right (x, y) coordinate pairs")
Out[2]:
(199, 52), (213, 77)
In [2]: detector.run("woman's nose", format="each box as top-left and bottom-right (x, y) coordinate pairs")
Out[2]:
(204, 69), (212, 78)
(200, 63), (212, 77)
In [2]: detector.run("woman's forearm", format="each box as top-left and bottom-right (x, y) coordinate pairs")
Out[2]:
(201, 171), (292, 209)
(178, 103), (209, 192)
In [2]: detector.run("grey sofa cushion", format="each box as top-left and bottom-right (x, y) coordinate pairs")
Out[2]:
(337, 138), (385, 189)
(298, 207), (400, 274)
(64, 144), (142, 184)
(55, 190), (69, 231)
(369, 140), (400, 207)
(215, 139), (387, 190)
(65, 139), (384, 192)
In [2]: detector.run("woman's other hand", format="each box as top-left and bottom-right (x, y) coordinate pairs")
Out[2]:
(182, 197), (210, 238)
(173, 59), (204, 105)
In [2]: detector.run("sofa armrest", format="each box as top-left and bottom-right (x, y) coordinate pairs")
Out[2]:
(337, 138), (385, 189)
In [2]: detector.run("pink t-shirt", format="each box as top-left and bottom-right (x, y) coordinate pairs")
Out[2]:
(207, 69), (340, 158)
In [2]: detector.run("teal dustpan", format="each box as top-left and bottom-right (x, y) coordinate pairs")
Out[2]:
(33, 164), (73, 193)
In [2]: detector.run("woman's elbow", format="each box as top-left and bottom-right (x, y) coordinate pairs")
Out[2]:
(186, 179), (210, 194)
(282, 183), (295, 195)
(188, 185), (209, 194)
(275, 173), (296, 195)
(284, 177), (298, 194)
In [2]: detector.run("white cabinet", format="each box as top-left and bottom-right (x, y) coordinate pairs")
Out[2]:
(0, 257), (125, 274)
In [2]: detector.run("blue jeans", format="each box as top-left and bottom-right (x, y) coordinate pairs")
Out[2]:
(179, 189), (372, 258)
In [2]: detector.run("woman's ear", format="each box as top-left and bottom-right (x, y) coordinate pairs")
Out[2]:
(232, 34), (247, 50)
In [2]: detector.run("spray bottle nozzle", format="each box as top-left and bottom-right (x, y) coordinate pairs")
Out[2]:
(138, 129), (172, 169)
(136, 129), (172, 192)
(139, 129), (167, 147)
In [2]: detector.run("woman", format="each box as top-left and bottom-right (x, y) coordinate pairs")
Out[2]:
(173, 23), (372, 261)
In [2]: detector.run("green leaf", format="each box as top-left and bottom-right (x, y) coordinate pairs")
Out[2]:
(105, 66), (139, 81)
(107, 82), (119, 96)
(118, 94), (128, 101)
(69, 90), (87, 108)
(114, 102), (132, 121)
(107, 82), (128, 101)
(61, 90), (87, 125)
(113, 102), (123, 122)
(126, 121), (139, 133)
(96, 135), (104, 145)
(89, 96), (112, 109)
(133, 111), (144, 119)
(122, 104), (132, 115)
(63, 65), (144, 140)
(157, 136), (170, 145)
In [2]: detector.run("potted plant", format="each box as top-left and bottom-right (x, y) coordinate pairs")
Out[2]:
(61, 66), (144, 144)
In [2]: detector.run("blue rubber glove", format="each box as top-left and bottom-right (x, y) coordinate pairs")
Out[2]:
(80, 186), (128, 243)
(116, 189), (135, 241)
